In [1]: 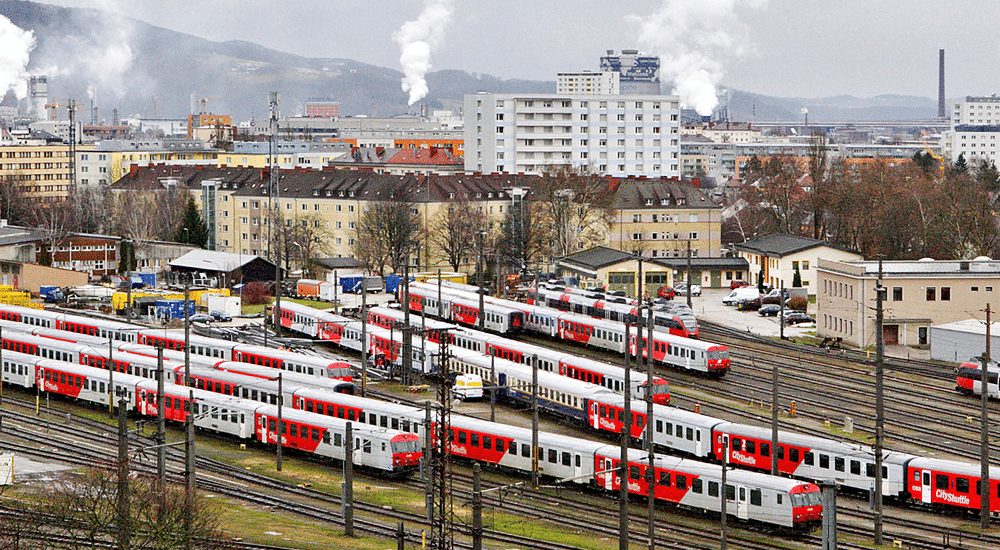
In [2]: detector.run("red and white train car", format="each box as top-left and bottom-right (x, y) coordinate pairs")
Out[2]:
(906, 457), (1000, 514)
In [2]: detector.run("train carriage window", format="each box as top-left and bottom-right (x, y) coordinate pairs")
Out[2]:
(692, 478), (702, 493)
(629, 465), (640, 479)
(789, 449), (800, 463)
(520, 444), (532, 458)
(600, 405), (607, 418)
(820, 455), (830, 469)
(750, 488), (762, 506)
(548, 449), (557, 464)
(936, 474), (949, 490)
(957, 478), (970, 493)
(636, 415), (644, 429)
(509, 442), (517, 455)
(850, 460), (861, 475)
(268, 419), (276, 431)
(656, 420), (663, 433)
(459, 432), (467, 445)
(380, 416), (387, 428)
(725, 484), (736, 500)
(497, 440), (505, 453)
(290, 424), (299, 438)
(562, 452), (571, 466)
(870, 464), (882, 478)
(777, 494), (782, 505)
(835, 457), (845, 472)
(675, 425), (682, 438)
(804, 452), (813, 465)
(348, 410), (356, 421)
(483, 436), (491, 450)
(471, 434), (479, 447)
(731, 439), (742, 452)
(708, 481), (719, 497)
(760, 443), (770, 457)
(745, 440), (756, 454)
(363, 440), (371, 453)
(392, 418), (399, 430)
(60, 372), (66, 385)
(306, 401), (314, 413)
(676, 475), (686, 490)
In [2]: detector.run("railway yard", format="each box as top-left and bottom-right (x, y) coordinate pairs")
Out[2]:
(1, 289), (1000, 550)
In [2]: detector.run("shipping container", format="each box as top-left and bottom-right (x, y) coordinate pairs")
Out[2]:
(154, 298), (195, 320)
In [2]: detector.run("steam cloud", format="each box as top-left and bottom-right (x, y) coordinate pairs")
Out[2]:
(0, 15), (35, 97)
(634, 0), (767, 116)
(393, 0), (454, 106)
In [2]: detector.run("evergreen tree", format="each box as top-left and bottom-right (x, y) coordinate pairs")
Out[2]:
(976, 159), (1000, 192)
(757, 265), (765, 292)
(954, 153), (969, 174)
(793, 264), (802, 287)
(175, 197), (209, 248)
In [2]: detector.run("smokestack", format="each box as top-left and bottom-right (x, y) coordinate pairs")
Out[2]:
(938, 49), (946, 120)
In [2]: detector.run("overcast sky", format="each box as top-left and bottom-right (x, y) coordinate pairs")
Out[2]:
(42, 0), (1000, 100)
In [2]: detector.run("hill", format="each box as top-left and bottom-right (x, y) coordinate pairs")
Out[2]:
(0, 1), (938, 123)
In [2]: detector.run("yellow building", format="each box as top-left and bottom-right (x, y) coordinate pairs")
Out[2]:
(608, 179), (723, 260)
(0, 143), (96, 202)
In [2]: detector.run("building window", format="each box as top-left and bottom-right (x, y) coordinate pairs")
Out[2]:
(802, 261), (810, 270)
(926, 287), (936, 301)
(941, 287), (951, 301)
(892, 287), (902, 301)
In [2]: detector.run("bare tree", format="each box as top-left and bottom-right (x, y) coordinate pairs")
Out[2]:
(0, 174), (31, 226)
(430, 196), (487, 272)
(275, 212), (333, 277)
(534, 165), (617, 260)
(28, 200), (75, 266)
(352, 178), (423, 276)
(807, 131), (829, 240)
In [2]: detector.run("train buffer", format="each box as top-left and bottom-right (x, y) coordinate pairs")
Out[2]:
(819, 337), (843, 350)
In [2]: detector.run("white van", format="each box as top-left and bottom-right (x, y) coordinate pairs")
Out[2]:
(723, 287), (760, 306)
(453, 374), (484, 400)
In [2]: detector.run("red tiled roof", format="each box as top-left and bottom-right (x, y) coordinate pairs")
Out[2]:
(386, 147), (460, 165)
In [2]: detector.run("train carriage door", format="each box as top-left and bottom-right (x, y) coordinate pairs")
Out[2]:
(722, 434), (730, 464)
(921, 470), (932, 503)
(574, 452), (582, 481)
(604, 458), (614, 491)
(695, 429), (703, 457)
(589, 401), (600, 430)
(737, 485), (749, 520)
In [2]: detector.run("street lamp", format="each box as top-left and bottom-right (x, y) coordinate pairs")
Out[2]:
(291, 241), (304, 277)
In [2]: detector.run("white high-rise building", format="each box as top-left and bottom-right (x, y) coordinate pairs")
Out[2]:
(944, 95), (1000, 164)
(464, 92), (681, 178)
(556, 72), (619, 95)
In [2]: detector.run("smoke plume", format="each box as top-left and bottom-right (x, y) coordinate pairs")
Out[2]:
(634, 0), (766, 116)
(0, 15), (35, 97)
(393, 0), (453, 106)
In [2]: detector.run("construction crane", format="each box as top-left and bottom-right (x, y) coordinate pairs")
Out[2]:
(920, 135), (946, 175)
(198, 97), (218, 115)
(44, 99), (84, 121)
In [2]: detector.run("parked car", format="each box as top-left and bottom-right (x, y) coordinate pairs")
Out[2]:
(210, 311), (233, 322)
(736, 298), (761, 311)
(657, 286), (675, 300)
(783, 312), (815, 325)
(730, 280), (749, 289)
(759, 304), (782, 317)
(760, 288), (790, 305)
(189, 313), (214, 323)
(688, 285), (702, 297)
(723, 287), (760, 306)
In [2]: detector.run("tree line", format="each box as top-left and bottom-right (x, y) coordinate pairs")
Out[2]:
(730, 133), (1000, 260)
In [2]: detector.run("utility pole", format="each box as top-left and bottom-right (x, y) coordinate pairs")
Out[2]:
(645, 302), (655, 550)
(361, 284), (367, 397)
(478, 232), (485, 330)
(276, 372), (283, 472)
(125, 238), (133, 325)
(981, 304), (992, 528)
(619, 320), (631, 550)
(269, 91), (282, 340)
(185, 281), (191, 386)
(156, 347), (166, 485)
(116, 392), (130, 550)
(472, 463), (483, 550)
(874, 258), (886, 546)
(720, 438), (728, 550)
(424, 401), (433, 523)
(343, 422), (354, 536)
(686, 239), (693, 308)
(771, 363), (779, 476)
(108, 337), (115, 416)
(779, 285), (786, 340)
(531, 353), (539, 489)
(184, 390), (196, 550)
(403, 262), (413, 386)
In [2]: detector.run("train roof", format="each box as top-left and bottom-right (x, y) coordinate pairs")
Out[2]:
(439, 412), (610, 454)
(291, 386), (422, 416)
(906, 456), (1000, 478)
(601, 446), (820, 492)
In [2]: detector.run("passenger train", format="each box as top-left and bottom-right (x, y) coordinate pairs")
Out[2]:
(402, 283), (727, 377)
(7, 351), (420, 476)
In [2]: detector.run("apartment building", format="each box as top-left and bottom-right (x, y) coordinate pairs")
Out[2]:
(556, 72), (620, 95)
(0, 142), (98, 202)
(465, 92), (681, 178)
(608, 179), (722, 260)
(944, 95), (1000, 164)
(817, 257), (1000, 348)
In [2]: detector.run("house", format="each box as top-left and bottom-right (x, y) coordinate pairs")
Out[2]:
(734, 234), (862, 295)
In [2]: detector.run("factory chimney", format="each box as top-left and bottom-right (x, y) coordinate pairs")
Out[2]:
(938, 49), (946, 120)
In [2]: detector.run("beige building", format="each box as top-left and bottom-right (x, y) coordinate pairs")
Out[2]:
(735, 234), (862, 296)
(609, 179), (722, 260)
(818, 258), (1000, 348)
(0, 143), (97, 202)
